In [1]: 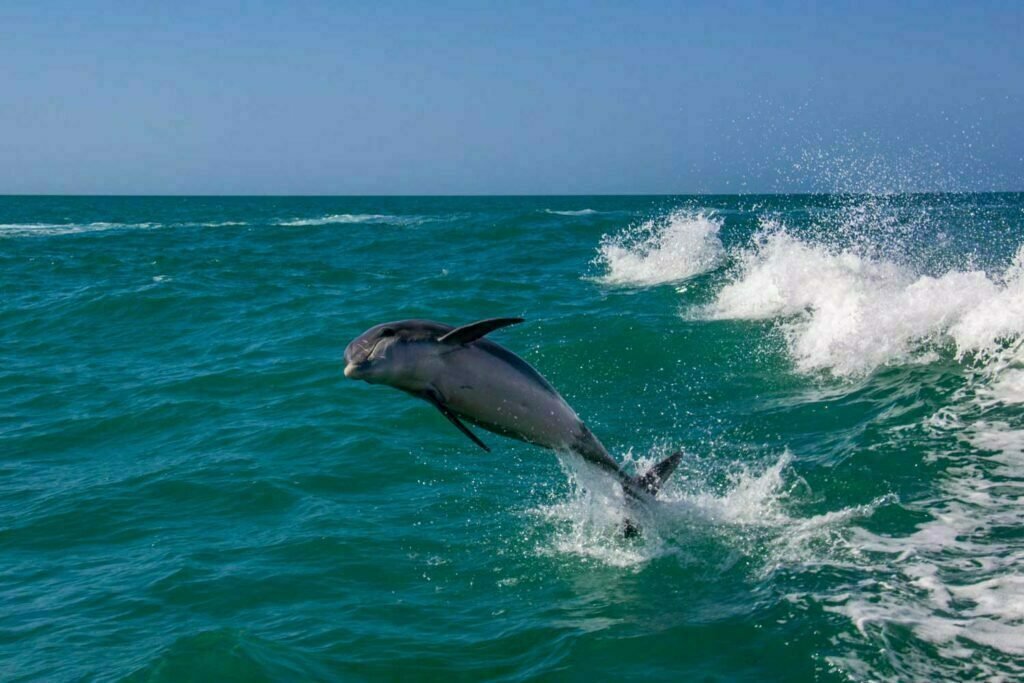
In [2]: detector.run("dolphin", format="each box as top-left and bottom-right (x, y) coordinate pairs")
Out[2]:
(343, 317), (682, 527)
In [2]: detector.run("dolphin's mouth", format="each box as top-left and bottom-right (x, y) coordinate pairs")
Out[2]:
(344, 361), (369, 378)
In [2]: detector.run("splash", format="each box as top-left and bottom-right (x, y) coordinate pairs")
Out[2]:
(708, 225), (1024, 377)
(532, 449), (884, 571)
(594, 210), (725, 287)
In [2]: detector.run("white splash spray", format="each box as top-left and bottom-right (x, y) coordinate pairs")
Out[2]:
(531, 449), (885, 571)
(595, 210), (725, 287)
(708, 225), (1024, 377)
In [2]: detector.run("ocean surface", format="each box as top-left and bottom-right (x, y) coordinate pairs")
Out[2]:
(3, 194), (1024, 681)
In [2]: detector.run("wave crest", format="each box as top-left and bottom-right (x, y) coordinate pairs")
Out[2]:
(276, 214), (412, 226)
(0, 221), (162, 237)
(545, 209), (600, 216)
(708, 225), (1024, 377)
(594, 210), (725, 287)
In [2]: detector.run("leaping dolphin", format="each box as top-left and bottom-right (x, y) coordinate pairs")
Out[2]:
(343, 317), (682, 528)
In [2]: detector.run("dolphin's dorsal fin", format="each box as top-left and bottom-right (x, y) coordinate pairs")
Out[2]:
(422, 389), (490, 452)
(438, 317), (524, 345)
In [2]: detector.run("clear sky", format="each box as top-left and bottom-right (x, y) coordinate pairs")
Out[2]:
(1, 1), (1021, 195)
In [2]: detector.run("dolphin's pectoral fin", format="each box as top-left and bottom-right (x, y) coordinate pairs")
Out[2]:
(421, 390), (491, 452)
(437, 317), (524, 345)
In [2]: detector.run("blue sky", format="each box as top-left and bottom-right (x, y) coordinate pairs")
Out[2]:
(1, 1), (1020, 194)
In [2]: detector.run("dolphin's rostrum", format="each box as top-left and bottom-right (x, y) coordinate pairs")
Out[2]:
(344, 317), (681, 526)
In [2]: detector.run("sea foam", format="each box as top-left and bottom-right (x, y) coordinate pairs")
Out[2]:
(0, 221), (162, 237)
(545, 209), (600, 216)
(533, 448), (884, 571)
(276, 214), (414, 226)
(819, 412), (1024, 678)
(708, 225), (1024, 377)
(595, 210), (725, 287)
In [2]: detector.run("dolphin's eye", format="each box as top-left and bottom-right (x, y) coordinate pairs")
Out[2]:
(379, 328), (395, 338)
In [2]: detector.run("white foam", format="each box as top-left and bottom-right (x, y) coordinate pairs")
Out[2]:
(546, 209), (600, 216)
(532, 451), (654, 568)
(816, 408), (1024, 679)
(982, 367), (1024, 405)
(276, 214), (410, 226)
(594, 210), (725, 287)
(0, 221), (161, 237)
(708, 227), (1024, 377)
(532, 449), (884, 571)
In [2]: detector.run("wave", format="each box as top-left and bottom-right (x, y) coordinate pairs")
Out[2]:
(813, 341), (1024, 678)
(276, 214), (419, 226)
(0, 213), (431, 236)
(706, 224), (1024, 377)
(0, 220), (257, 237)
(594, 210), (726, 287)
(0, 221), (163, 238)
(690, 202), (1024, 677)
(545, 209), (601, 216)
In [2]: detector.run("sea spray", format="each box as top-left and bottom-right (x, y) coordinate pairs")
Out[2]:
(531, 447), (885, 574)
(594, 210), (725, 286)
(707, 224), (1024, 377)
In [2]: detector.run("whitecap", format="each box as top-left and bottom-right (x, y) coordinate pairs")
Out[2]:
(276, 214), (415, 227)
(594, 210), (725, 287)
(707, 226), (1024, 377)
(545, 209), (600, 216)
(0, 222), (162, 238)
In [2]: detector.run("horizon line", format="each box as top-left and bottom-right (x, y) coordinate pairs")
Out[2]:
(2, 190), (1023, 199)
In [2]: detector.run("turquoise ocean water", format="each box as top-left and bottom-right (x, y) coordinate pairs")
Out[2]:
(3, 194), (1024, 681)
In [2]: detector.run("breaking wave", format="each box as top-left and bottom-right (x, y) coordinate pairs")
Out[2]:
(594, 210), (725, 286)
(706, 223), (1024, 377)
(582, 193), (1024, 679)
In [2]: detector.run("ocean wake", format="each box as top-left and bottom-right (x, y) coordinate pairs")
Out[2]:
(812, 346), (1024, 679)
(595, 210), (725, 286)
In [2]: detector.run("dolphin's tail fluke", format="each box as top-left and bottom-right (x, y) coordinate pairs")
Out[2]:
(631, 451), (683, 496)
(621, 451), (683, 538)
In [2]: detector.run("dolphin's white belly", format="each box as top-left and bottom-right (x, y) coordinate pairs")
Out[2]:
(434, 345), (583, 449)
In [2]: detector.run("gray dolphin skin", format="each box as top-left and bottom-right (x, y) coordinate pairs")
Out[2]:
(343, 317), (682, 512)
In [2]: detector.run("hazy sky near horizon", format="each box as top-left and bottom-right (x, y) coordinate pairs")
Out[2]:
(1, 1), (1021, 195)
